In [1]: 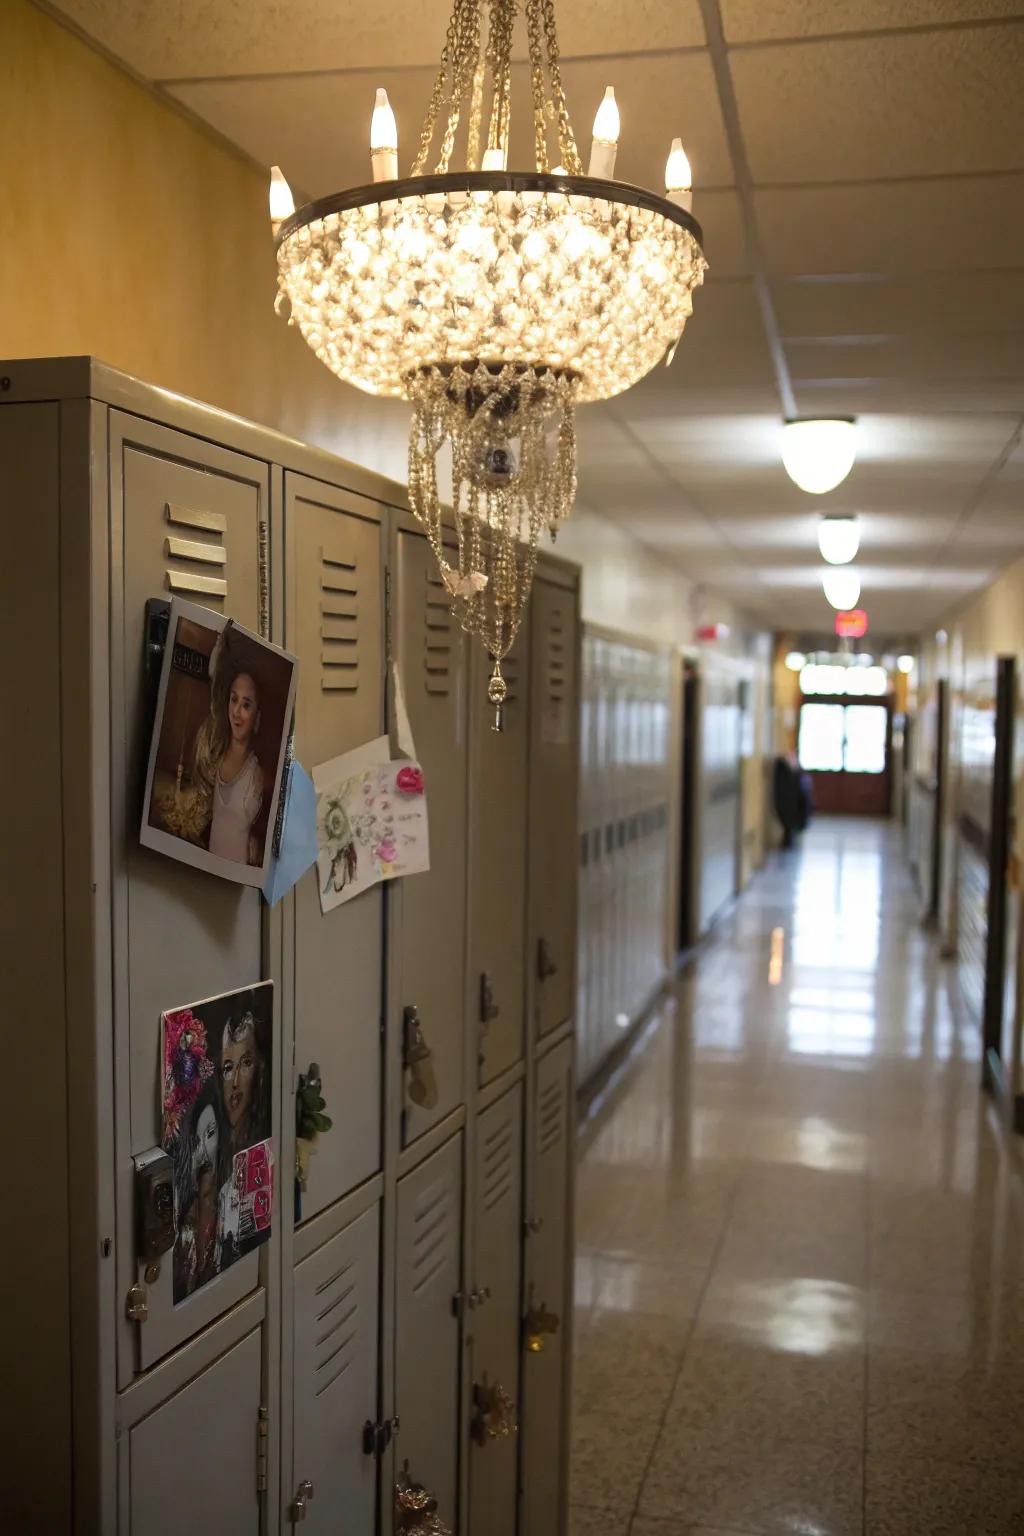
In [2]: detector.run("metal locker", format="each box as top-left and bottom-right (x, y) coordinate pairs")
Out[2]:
(291, 1203), (380, 1531)
(393, 528), (469, 1144)
(126, 1328), (262, 1534)
(110, 413), (269, 1377)
(469, 633), (529, 1088)
(520, 1038), (574, 1536)
(528, 576), (579, 1040)
(286, 474), (385, 1216)
(468, 1085), (524, 1536)
(394, 1133), (463, 1526)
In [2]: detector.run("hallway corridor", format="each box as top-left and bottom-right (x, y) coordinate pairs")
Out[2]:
(571, 819), (1024, 1535)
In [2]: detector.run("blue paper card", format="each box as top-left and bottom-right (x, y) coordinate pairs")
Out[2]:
(263, 761), (318, 906)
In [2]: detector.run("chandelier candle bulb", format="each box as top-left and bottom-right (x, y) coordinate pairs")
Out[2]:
(268, 165), (295, 236)
(481, 146), (507, 171)
(370, 88), (399, 181)
(588, 87), (620, 178)
(665, 137), (693, 212)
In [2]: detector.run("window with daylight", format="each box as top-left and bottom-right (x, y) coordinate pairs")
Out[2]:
(798, 703), (888, 775)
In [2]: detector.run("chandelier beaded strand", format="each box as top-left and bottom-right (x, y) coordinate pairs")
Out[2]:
(272, 0), (706, 725)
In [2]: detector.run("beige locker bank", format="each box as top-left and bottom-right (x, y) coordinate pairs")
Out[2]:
(0, 357), (579, 1536)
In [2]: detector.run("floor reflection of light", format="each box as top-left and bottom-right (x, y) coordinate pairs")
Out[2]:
(717, 1278), (864, 1354)
(744, 1116), (868, 1174)
(787, 1006), (876, 1056)
(789, 986), (874, 1013)
(768, 926), (785, 986)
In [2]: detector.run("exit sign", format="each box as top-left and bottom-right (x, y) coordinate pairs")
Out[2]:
(835, 609), (868, 638)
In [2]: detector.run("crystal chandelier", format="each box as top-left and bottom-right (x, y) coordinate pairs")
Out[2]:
(272, 0), (706, 722)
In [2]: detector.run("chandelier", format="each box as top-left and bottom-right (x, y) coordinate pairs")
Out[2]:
(271, 0), (706, 723)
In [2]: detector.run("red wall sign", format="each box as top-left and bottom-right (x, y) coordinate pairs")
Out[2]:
(835, 609), (868, 638)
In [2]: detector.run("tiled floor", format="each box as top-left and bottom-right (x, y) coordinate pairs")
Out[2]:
(570, 817), (1024, 1536)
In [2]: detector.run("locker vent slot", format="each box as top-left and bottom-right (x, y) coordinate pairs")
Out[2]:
(412, 1174), (452, 1293)
(320, 546), (361, 694)
(311, 1254), (361, 1396)
(163, 504), (228, 601)
(482, 1119), (514, 1212)
(539, 1077), (565, 1156)
(425, 572), (453, 695)
(546, 612), (567, 702)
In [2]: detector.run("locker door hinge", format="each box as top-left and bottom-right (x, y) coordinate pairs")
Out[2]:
(256, 1405), (269, 1495)
(384, 566), (393, 662)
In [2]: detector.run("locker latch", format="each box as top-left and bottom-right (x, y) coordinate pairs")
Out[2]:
(363, 1416), (400, 1457)
(471, 1378), (518, 1446)
(403, 1005), (439, 1110)
(537, 937), (558, 980)
(479, 972), (500, 1026)
(523, 1284), (560, 1353)
(291, 1480), (314, 1522)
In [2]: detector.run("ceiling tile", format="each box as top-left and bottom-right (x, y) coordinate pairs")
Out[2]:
(773, 272), (1024, 336)
(50, 0), (706, 79)
(722, 1), (1023, 45)
(756, 176), (1024, 275)
(733, 24), (1024, 184)
(786, 331), (1024, 382)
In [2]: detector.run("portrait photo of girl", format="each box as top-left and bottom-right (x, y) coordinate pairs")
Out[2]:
(141, 598), (298, 888)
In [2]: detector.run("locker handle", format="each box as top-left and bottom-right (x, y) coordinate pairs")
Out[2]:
(292, 1480), (315, 1522)
(537, 937), (558, 981)
(479, 972), (500, 1025)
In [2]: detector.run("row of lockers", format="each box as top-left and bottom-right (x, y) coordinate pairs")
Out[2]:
(3, 358), (579, 1535)
(577, 632), (674, 1086)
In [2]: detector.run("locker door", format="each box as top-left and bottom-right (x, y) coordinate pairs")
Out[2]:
(469, 632), (529, 1088)
(292, 1204), (380, 1532)
(395, 1134), (463, 1526)
(468, 1085), (524, 1536)
(520, 1040), (574, 1536)
(127, 1328), (262, 1535)
(394, 530), (469, 1144)
(111, 414), (268, 1377)
(528, 577), (579, 1040)
(287, 475), (384, 1216)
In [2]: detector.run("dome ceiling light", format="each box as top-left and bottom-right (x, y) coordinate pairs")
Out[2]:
(822, 567), (861, 611)
(271, 0), (706, 724)
(782, 418), (857, 496)
(817, 514), (860, 566)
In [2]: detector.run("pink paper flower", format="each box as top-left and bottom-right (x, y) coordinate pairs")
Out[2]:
(376, 836), (397, 864)
(396, 765), (424, 796)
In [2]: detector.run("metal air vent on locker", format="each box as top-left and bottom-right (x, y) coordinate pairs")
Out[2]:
(393, 529), (468, 1145)
(111, 414), (269, 1379)
(394, 1134), (463, 1529)
(528, 575), (579, 1040)
(286, 475), (385, 1218)
(468, 1085), (524, 1536)
(469, 636), (529, 1088)
(291, 1204), (380, 1532)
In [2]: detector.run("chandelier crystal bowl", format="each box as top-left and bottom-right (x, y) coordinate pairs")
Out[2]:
(272, 0), (706, 719)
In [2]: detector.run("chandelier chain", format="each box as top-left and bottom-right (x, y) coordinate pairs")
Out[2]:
(540, 0), (581, 173)
(524, 0), (551, 171)
(485, 0), (515, 156)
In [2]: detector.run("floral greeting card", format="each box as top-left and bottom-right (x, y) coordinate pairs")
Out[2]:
(313, 736), (430, 912)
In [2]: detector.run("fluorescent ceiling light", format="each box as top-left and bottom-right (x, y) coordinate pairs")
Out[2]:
(822, 567), (861, 610)
(782, 419), (857, 495)
(897, 655), (915, 674)
(817, 515), (860, 565)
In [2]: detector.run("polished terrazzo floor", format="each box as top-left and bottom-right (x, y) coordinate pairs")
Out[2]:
(571, 817), (1024, 1536)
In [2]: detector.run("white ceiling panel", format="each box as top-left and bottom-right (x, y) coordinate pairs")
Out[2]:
(733, 24), (1024, 184)
(722, 1), (1024, 45)
(756, 177), (1024, 276)
(49, 0), (706, 78)
(773, 272), (1024, 338)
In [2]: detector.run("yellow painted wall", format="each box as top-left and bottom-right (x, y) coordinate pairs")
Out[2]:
(0, 0), (413, 480)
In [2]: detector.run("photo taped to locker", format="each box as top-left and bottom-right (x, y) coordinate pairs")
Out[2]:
(161, 981), (274, 1305)
(140, 597), (298, 886)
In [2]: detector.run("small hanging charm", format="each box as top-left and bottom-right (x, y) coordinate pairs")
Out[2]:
(487, 659), (508, 733)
